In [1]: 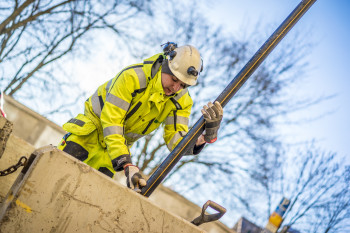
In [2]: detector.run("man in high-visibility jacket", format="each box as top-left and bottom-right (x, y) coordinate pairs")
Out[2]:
(58, 43), (223, 192)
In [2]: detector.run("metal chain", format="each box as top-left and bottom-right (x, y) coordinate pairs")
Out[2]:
(0, 156), (27, 176)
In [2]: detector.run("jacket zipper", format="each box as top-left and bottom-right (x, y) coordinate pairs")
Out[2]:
(142, 118), (155, 134)
(173, 110), (177, 131)
(125, 101), (142, 121)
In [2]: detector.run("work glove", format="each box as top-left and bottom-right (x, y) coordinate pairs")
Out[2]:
(124, 165), (147, 193)
(201, 101), (223, 143)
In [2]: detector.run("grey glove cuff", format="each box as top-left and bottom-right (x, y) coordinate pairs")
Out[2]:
(112, 154), (132, 171)
(204, 123), (221, 143)
(204, 135), (217, 143)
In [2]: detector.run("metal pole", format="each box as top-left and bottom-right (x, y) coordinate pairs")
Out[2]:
(142, 0), (317, 197)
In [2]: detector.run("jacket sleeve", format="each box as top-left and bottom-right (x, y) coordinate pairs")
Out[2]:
(100, 67), (143, 171)
(163, 91), (193, 152)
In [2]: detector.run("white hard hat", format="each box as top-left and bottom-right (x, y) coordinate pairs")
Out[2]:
(166, 45), (203, 86)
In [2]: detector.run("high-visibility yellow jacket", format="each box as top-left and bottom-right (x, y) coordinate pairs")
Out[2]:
(63, 53), (193, 171)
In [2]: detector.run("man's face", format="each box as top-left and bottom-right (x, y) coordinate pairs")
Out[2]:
(161, 73), (187, 96)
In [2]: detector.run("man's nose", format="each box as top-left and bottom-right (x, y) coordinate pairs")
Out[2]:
(173, 82), (182, 92)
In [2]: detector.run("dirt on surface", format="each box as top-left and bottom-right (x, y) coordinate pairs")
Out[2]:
(0, 116), (13, 158)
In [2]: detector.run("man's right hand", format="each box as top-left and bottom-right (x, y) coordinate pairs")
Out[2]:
(124, 164), (147, 193)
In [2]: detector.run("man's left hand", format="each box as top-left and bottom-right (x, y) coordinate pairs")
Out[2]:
(201, 101), (223, 143)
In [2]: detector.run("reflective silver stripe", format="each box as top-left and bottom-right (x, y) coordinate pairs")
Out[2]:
(167, 131), (186, 151)
(165, 116), (189, 126)
(91, 90), (101, 118)
(103, 125), (124, 137)
(134, 67), (147, 89)
(105, 93), (130, 111)
(125, 132), (144, 141)
(174, 89), (188, 101)
(105, 79), (113, 93)
(68, 118), (85, 127)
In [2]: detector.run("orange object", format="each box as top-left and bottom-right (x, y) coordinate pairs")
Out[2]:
(268, 212), (283, 227)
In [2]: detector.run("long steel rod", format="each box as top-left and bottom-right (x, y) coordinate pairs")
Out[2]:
(142, 0), (317, 197)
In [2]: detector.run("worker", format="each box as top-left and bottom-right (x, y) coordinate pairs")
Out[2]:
(58, 43), (223, 192)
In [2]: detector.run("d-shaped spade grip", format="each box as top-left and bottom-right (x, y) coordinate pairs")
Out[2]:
(191, 200), (226, 226)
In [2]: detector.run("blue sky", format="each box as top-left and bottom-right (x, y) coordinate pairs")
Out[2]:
(202, 0), (350, 159)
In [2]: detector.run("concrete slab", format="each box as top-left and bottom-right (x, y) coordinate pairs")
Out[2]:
(0, 145), (206, 233)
